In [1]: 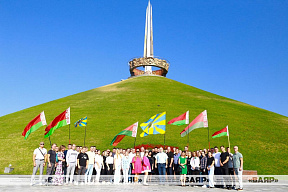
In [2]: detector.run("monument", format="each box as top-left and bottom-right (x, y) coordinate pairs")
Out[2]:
(129, 0), (170, 77)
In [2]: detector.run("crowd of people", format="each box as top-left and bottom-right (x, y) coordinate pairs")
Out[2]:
(31, 142), (243, 191)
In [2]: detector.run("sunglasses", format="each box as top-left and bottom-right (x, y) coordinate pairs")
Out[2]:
(40, 144), (44, 145)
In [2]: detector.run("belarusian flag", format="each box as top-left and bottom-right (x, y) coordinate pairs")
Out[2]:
(110, 122), (138, 146)
(180, 110), (208, 137)
(22, 111), (47, 140)
(212, 125), (229, 138)
(168, 111), (189, 125)
(44, 107), (70, 138)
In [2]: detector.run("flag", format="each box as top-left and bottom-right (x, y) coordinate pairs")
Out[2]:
(140, 112), (166, 137)
(110, 122), (138, 146)
(212, 125), (229, 138)
(180, 110), (208, 137)
(74, 116), (87, 127)
(22, 111), (47, 140)
(168, 111), (189, 125)
(44, 107), (70, 138)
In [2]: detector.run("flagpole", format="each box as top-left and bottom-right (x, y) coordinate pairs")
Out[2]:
(228, 134), (230, 150)
(164, 133), (166, 149)
(134, 136), (137, 148)
(188, 131), (189, 147)
(69, 124), (71, 144)
(48, 136), (52, 147)
(208, 126), (210, 150)
(84, 125), (87, 146)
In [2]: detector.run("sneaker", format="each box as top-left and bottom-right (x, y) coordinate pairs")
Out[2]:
(202, 185), (207, 188)
(237, 188), (243, 191)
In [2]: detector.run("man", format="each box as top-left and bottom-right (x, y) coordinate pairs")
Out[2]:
(77, 146), (88, 184)
(213, 146), (222, 188)
(66, 144), (78, 184)
(152, 147), (158, 175)
(166, 147), (174, 175)
(173, 148), (180, 175)
(31, 142), (47, 185)
(227, 147), (235, 189)
(220, 145), (230, 189)
(46, 143), (57, 183)
(85, 146), (95, 184)
(63, 144), (72, 176)
(128, 148), (135, 183)
(155, 147), (168, 183)
(233, 146), (243, 191)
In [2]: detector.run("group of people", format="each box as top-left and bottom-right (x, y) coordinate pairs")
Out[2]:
(31, 142), (243, 191)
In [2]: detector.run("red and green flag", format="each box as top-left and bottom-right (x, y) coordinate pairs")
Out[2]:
(212, 125), (229, 138)
(168, 111), (189, 126)
(110, 122), (138, 146)
(22, 111), (47, 140)
(44, 107), (70, 138)
(180, 110), (208, 137)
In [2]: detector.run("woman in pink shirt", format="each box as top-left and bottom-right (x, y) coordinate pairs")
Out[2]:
(132, 150), (142, 183)
(142, 151), (151, 185)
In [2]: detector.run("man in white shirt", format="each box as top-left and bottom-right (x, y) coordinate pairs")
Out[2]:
(31, 142), (47, 185)
(128, 148), (135, 183)
(213, 146), (223, 187)
(66, 144), (78, 184)
(85, 146), (96, 184)
(155, 147), (168, 182)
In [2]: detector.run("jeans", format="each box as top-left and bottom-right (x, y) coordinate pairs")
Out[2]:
(234, 168), (243, 189)
(208, 165), (214, 187)
(85, 164), (94, 183)
(123, 169), (129, 183)
(158, 163), (166, 183)
(221, 167), (230, 187)
(114, 168), (121, 183)
(95, 167), (101, 183)
(128, 163), (134, 182)
(66, 162), (76, 183)
(31, 159), (45, 183)
(167, 166), (173, 175)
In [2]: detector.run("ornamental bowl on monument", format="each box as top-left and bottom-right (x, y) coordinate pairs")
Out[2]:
(128, 56), (170, 77)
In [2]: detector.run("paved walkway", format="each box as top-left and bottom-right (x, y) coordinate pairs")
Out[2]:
(0, 183), (288, 192)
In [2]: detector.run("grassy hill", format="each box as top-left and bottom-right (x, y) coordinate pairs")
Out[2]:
(0, 76), (287, 175)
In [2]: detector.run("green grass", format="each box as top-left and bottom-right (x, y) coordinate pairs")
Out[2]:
(0, 76), (287, 174)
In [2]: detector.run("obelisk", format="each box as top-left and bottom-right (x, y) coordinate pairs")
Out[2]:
(143, 0), (153, 74)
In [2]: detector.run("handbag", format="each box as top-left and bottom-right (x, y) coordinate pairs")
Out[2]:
(177, 165), (182, 173)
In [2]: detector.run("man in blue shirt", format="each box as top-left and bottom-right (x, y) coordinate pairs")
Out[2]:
(173, 148), (181, 175)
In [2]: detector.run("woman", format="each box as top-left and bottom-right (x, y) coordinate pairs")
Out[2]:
(101, 151), (107, 176)
(106, 152), (114, 177)
(178, 151), (187, 186)
(142, 151), (151, 185)
(122, 151), (130, 184)
(95, 150), (103, 183)
(207, 151), (215, 188)
(53, 145), (65, 185)
(132, 150), (142, 183)
(191, 151), (200, 175)
(147, 151), (154, 181)
(186, 151), (192, 176)
(113, 149), (122, 184)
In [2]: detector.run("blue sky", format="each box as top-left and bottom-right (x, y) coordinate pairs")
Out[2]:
(0, 0), (287, 117)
